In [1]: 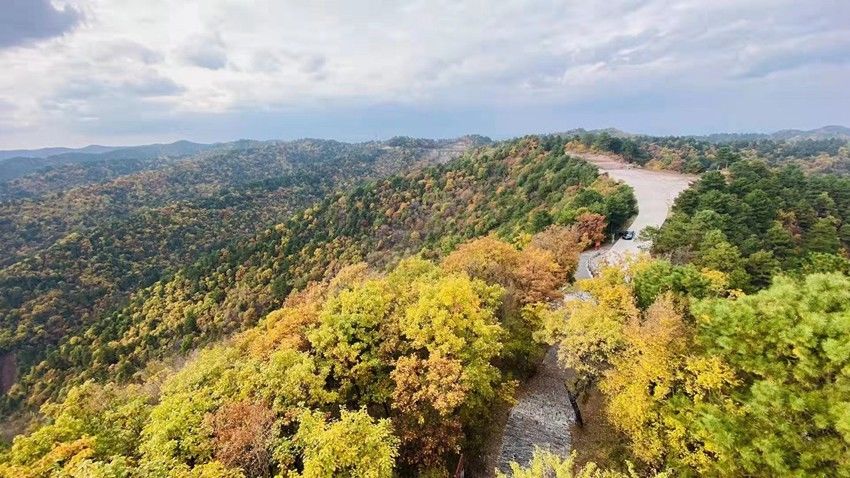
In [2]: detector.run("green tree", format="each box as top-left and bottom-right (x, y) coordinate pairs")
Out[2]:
(694, 274), (850, 476)
(839, 223), (850, 247)
(805, 218), (841, 254)
(694, 230), (749, 290)
(764, 221), (798, 266)
(743, 250), (780, 290)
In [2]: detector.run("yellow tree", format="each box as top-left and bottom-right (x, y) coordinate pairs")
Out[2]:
(515, 245), (567, 304)
(390, 355), (469, 469)
(600, 294), (735, 471)
(442, 236), (566, 307)
(395, 273), (504, 469)
(530, 224), (586, 279)
(535, 264), (639, 426)
(295, 409), (398, 478)
(442, 236), (523, 296)
(308, 278), (397, 407)
(497, 449), (668, 478)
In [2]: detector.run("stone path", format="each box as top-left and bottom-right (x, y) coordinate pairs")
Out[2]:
(496, 346), (573, 472)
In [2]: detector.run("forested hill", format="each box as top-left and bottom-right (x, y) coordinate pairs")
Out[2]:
(0, 137), (488, 397)
(0, 137), (486, 201)
(0, 136), (486, 267)
(651, 160), (850, 289)
(1, 135), (636, 417)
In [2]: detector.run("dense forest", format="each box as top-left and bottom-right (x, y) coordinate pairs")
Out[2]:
(650, 161), (850, 290)
(0, 137), (491, 401)
(0, 227), (595, 477)
(567, 131), (850, 174)
(1, 137), (635, 417)
(2, 131), (849, 477)
(537, 260), (849, 476)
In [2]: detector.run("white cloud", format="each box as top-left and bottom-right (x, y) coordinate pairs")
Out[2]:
(0, 0), (848, 147)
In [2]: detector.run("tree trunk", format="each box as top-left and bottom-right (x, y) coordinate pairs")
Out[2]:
(567, 389), (584, 428)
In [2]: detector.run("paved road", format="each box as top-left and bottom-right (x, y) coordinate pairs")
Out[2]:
(492, 153), (693, 474)
(578, 152), (695, 264)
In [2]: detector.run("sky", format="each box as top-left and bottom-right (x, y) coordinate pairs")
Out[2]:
(0, 0), (849, 149)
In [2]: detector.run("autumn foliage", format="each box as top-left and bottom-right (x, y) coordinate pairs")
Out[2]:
(0, 233), (577, 477)
(1, 136), (634, 417)
(538, 255), (850, 477)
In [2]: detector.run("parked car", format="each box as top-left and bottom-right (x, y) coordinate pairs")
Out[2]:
(622, 230), (635, 240)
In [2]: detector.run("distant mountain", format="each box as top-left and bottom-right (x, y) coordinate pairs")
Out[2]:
(0, 140), (213, 181)
(770, 125), (850, 141)
(0, 145), (121, 161)
(549, 125), (850, 143)
(555, 127), (636, 138)
(696, 125), (850, 143)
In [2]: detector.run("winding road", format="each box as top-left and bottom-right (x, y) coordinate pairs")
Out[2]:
(492, 152), (694, 474)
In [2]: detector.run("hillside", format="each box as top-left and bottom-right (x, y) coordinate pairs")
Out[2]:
(651, 161), (850, 289)
(0, 232), (586, 477)
(0, 138), (488, 269)
(0, 136), (635, 417)
(1, 134), (849, 478)
(0, 138), (491, 397)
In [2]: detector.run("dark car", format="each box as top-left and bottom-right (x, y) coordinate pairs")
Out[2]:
(622, 230), (635, 240)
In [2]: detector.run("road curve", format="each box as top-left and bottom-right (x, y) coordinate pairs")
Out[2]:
(577, 152), (695, 264)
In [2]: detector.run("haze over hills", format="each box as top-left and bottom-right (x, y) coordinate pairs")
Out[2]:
(0, 145), (122, 161)
(770, 125), (850, 140)
(3, 125), (846, 163)
(695, 125), (850, 143)
(2, 126), (847, 183)
(555, 125), (850, 142)
(0, 140), (216, 181)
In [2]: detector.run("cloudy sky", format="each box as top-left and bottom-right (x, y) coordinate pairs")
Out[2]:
(0, 0), (848, 148)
